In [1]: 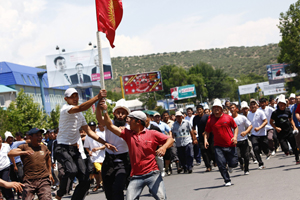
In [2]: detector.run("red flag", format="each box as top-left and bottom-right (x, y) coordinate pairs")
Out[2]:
(95, 0), (123, 48)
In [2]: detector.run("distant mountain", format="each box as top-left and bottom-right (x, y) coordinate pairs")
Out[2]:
(37, 44), (280, 92)
(107, 43), (279, 91)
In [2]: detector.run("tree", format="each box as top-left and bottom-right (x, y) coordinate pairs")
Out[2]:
(5, 89), (49, 134)
(278, 0), (300, 91)
(48, 104), (60, 129)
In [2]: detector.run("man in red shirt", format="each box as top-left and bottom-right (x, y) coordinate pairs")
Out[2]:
(204, 99), (238, 186)
(97, 100), (173, 200)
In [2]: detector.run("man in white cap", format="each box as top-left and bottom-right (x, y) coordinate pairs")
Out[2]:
(54, 88), (115, 200)
(204, 98), (238, 186)
(96, 98), (131, 200)
(98, 101), (173, 200)
(5, 131), (27, 199)
(270, 94), (299, 164)
(247, 99), (269, 169)
(171, 111), (197, 174)
(289, 93), (296, 109)
(240, 101), (250, 117)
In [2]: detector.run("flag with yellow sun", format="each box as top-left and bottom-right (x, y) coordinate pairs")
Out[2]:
(95, 0), (123, 48)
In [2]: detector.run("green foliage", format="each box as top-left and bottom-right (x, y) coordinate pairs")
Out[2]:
(3, 89), (49, 135)
(278, 0), (300, 91)
(84, 107), (97, 124)
(139, 92), (158, 110)
(48, 104), (60, 129)
(107, 91), (123, 102)
(104, 44), (279, 92)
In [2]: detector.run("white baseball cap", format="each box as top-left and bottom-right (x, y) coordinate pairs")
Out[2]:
(64, 88), (78, 97)
(250, 98), (259, 105)
(278, 94), (286, 104)
(128, 111), (147, 122)
(113, 99), (130, 114)
(4, 131), (13, 141)
(175, 111), (183, 116)
(153, 113), (160, 117)
(241, 101), (249, 109)
(212, 99), (223, 108)
(289, 93), (296, 99)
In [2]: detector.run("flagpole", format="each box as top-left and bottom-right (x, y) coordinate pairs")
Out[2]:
(96, 31), (105, 90)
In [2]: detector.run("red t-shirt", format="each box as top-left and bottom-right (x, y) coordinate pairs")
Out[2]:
(296, 104), (300, 114)
(120, 128), (169, 176)
(205, 114), (237, 147)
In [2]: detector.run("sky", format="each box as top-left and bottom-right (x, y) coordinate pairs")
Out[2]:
(0, 0), (297, 67)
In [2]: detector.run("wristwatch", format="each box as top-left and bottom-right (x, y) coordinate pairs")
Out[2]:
(103, 110), (107, 114)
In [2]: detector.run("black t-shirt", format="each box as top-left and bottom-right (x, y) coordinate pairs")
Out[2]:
(193, 114), (209, 140)
(271, 108), (292, 135)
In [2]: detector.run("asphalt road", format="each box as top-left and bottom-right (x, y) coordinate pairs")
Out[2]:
(61, 151), (300, 200)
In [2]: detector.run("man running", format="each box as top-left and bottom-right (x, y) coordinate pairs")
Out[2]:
(204, 99), (238, 186)
(98, 101), (173, 200)
(230, 103), (252, 175)
(270, 94), (299, 164)
(247, 99), (269, 169)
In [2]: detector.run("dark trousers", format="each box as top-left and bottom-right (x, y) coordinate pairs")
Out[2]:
(177, 143), (194, 171)
(236, 140), (250, 172)
(278, 133), (299, 161)
(102, 152), (130, 200)
(22, 177), (51, 200)
(267, 129), (279, 151)
(0, 167), (14, 200)
(55, 144), (90, 200)
(214, 146), (238, 183)
(199, 136), (216, 169)
(193, 138), (201, 163)
(251, 135), (270, 167)
(9, 162), (23, 195)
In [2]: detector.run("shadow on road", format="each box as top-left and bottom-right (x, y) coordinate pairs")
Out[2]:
(194, 184), (226, 191)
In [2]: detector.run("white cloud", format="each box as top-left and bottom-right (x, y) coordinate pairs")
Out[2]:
(0, 1), (282, 67)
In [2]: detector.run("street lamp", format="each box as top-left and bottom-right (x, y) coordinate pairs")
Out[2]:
(55, 46), (65, 53)
(37, 71), (47, 112)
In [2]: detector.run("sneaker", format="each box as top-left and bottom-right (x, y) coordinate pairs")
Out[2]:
(161, 171), (166, 177)
(224, 182), (232, 187)
(285, 152), (289, 156)
(228, 167), (233, 173)
(258, 165), (265, 170)
(244, 171), (249, 175)
(177, 168), (182, 174)
(188, 169), (193, 174)
(195, 162), (201, 166)
(253, 160), (258, 164)
(266, 153), (271, 160)
(296, 161), (300, 165)
(271, 151), (276, 156)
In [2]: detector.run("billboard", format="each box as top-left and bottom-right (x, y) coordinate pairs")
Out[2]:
(46, 48), (112, 88)
(170, 84), (197, 100)
(267, 63), (296, 84)
(238, 81), (286, 96)
(238, 82), (264, 95)
(122, 71), (163, 95)
(157, 99), (175, 110)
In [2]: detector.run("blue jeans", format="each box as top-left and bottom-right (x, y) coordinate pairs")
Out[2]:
(177, 143), (194, 171)
(126, 170), (166, 200)
(193, 137), (201, 163)
(214, 146), (238, 183)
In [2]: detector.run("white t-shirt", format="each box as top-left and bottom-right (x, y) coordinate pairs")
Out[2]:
(233, 114), (251, 141)
(185, 115), (198, 137)
(0, 143), (11, 171)
(84, 129), (106, 163)
(247, 109), (267, 136)
(57, 104), (88, 145)
(105, 120), (129, 155)
(259, 106), (275, 131)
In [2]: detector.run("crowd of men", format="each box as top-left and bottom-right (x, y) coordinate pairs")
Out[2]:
(0, 88), (300, 199)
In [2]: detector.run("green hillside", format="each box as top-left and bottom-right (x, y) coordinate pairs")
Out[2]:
(38, 44), (280, 92)
(107, 43), (279, 91)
